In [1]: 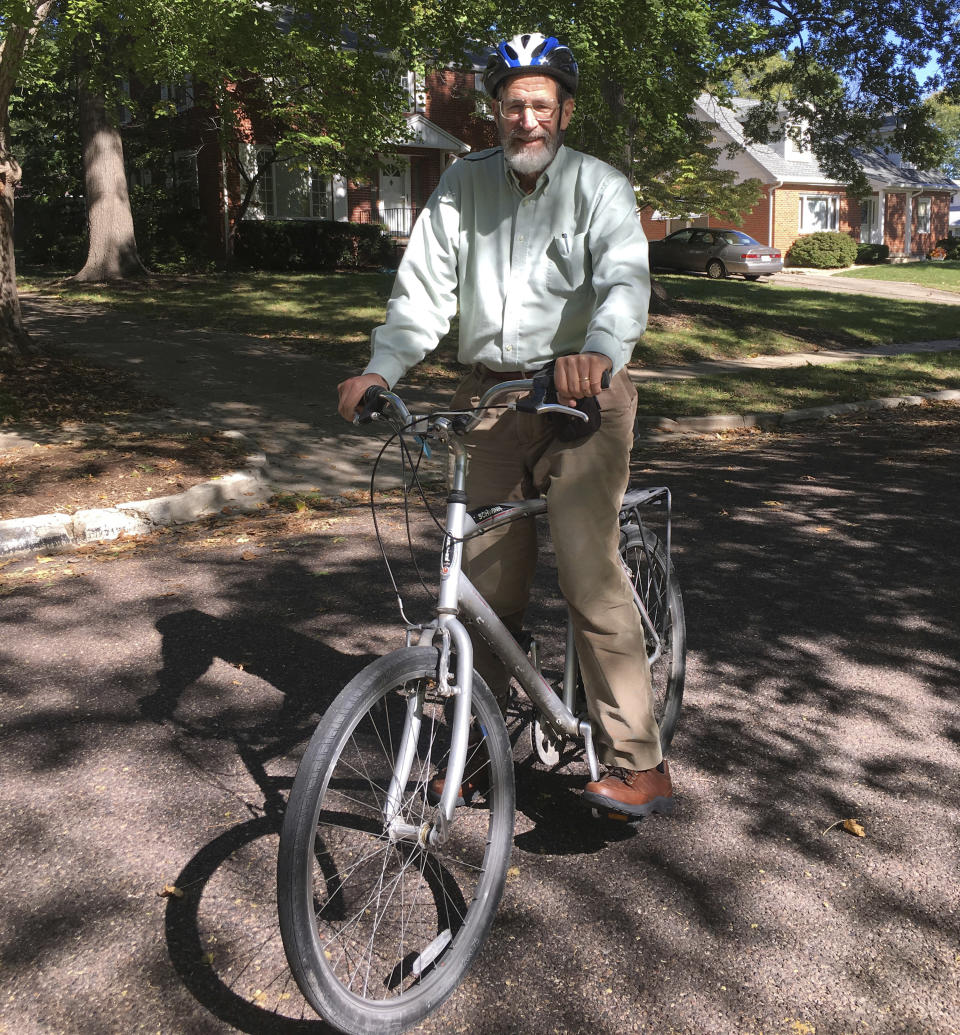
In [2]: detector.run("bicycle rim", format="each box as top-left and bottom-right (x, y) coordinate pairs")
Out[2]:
(278, 647), (515, 1034)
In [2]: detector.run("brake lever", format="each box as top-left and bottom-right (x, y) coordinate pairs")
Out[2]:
(514, 366), (611, 419)
(532, 403), (589, 421)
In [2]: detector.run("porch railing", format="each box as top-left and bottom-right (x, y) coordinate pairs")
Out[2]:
(353, 207), (422, 238)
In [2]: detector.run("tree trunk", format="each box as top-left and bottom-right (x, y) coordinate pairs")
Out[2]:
(0, 151), (34, 355)
(72, 84), (147, 282)
(0, 0), (55, 357)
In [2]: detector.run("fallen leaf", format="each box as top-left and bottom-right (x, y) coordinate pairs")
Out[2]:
(762, 500), (783, 507)
(241, 551), (258, 561)
(36, 555), (56, 564)
(822, 817), (866, 837)
(812, 526), (832, 533)
(158, 884), (184, 899)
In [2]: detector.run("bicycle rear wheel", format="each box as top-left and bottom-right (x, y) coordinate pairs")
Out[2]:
(277, 646), (515, 1035)
(620, 524), (686, 752)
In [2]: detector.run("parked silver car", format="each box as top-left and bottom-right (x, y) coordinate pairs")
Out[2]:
(649, 228), (783, 280)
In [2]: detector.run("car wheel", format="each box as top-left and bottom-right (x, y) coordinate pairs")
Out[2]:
(706, 259), (726, 280)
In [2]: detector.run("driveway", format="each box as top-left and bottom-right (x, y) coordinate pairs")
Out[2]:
(1, 403), (958, 1035)
(771, 269), (960, 306)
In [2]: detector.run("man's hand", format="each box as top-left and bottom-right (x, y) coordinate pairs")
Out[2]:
(554, 353), (613, 407)
(337, 373), (389, 422)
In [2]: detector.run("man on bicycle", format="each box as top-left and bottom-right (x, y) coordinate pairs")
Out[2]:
(337, 32), (673, 818)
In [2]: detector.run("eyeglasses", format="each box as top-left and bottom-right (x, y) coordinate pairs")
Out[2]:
(497, 99), (560, 122)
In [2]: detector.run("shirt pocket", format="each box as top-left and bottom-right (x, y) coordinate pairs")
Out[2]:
(546, 231), (590, 296)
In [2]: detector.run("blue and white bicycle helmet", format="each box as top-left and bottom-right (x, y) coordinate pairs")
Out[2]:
(483, 32), (579, 98)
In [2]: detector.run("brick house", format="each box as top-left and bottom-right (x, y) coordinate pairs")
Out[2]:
(128, 61), (496, 258)
(641, 94), (957, 259)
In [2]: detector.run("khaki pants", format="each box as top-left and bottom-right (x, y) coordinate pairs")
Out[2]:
(452, 366), (663, 771)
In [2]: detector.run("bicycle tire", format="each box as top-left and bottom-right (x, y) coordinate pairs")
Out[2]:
(277, 646), (515, 1034)
(620, 524), (687, 752)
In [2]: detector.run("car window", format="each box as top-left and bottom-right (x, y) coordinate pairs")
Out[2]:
(717, 231), (757, 245)
(699, 232), (715, 245)
(667, 229), (694, 244)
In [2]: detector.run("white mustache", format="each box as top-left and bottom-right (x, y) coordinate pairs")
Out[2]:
(508, 127), (549, 143)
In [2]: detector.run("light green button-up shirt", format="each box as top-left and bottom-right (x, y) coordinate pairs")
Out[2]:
(364, 144), (650, 388)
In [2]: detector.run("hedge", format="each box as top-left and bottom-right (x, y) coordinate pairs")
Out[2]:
(233, 219), (395, 271)
(855, 242), (890, 265)
(786, 231), (859, 269)
(14, 189), (212, 272)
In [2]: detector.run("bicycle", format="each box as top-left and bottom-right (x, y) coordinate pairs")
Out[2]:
(276, 372), (686, 1034)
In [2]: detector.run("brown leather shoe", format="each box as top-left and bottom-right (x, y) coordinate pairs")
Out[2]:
(426, 740), (491, 807)
(582, 761), (674, 817)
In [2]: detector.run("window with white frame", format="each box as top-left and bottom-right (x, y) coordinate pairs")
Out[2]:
(248, 149), (332, 220)
(916, 197), (931, 235)
(784, 120), (813, 161)
(400, 71), (416, 111)
(119, 80), (133, 125)
(160, 74), (194, 113)
(799, 194), (840, 233)
(173, 150), (200, 208)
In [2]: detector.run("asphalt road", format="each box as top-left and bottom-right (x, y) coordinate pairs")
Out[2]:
(1, 404), (959, 1035)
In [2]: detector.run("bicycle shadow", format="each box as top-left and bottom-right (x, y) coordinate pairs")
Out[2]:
(164, 815), (335, 1033)
(505, 705), (638, 855)
(149, 608), (379, 1029)
(140, 608), (371, 725)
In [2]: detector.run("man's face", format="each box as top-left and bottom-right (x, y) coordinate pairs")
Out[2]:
(496, 73), (575, 178)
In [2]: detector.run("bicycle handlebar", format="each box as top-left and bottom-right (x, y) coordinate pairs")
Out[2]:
(353, 364), (611, 434)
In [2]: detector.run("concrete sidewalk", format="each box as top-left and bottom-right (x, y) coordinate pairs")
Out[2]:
(2, 291), (959, 556)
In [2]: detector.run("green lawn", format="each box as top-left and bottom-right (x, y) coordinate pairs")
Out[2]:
(19, 269), (960, 376)
(636, 274), (960, 365)
(833, 259), (960, 293)
(633, 351), (960, 417)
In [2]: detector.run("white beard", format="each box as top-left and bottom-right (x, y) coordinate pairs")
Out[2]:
(501, 127), (561, 177)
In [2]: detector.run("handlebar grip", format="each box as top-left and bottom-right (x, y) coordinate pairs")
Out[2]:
(354, 384), (389, 424)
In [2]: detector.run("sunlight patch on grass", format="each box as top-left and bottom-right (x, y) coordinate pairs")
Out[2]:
(833, 260), (960, 293)
(634, 351), (960, 416)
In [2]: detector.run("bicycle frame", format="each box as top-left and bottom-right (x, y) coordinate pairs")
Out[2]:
(368, 383), (672, 845)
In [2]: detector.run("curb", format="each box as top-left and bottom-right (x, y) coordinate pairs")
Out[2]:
(0, 441), (273, 558)
(639, 388), (960, 441)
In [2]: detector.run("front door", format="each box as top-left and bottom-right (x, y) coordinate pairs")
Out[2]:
(860, 197), (881, 244)
(379, 159), (411, 235)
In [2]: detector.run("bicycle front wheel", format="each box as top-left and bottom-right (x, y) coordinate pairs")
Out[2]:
(277, 646), (515, 1035)
(620, 525), (687, 752)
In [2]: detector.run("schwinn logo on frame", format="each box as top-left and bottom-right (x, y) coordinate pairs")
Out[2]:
(469, 504), (514, 524)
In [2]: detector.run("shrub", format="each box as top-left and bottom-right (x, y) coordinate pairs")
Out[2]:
(934, 237), (960, 261)
(15, 188), (213, 272)
(129, 186), (213, 272)
(14, 196), (87, 268)
(855, 242), (890, 265)
(233, 219), (395, 271)
(786, 231), (859, 269)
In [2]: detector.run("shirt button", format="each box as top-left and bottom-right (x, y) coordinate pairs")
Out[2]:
(517, 235), (525, 242)
(505, 345), (513, 352)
